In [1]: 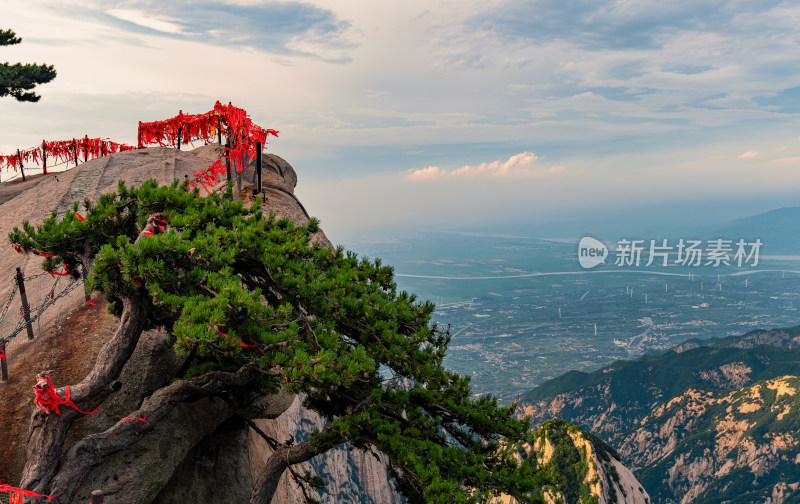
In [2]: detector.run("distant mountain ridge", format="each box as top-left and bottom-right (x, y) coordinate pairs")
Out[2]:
(516, 325), (800, 503)
(673, 325), (800, 353)
(711, 206), (800, 254)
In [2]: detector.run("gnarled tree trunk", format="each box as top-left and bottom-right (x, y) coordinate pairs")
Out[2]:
(20, 296), (148, 495)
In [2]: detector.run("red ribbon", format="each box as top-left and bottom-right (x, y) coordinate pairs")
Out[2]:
(1, 138), (136, 172)
(0, 483), (54, 504)
(122, 416), (147, 423)
(215, 326), (255, 348)
(73, 211), (86, 221)
(0, 349), (5, 363)
(2, 103), (280, 216)
(33, 375), (98, 416)
(86, 299), (96, 306)
(48, 265), (69, 278)
(135, 213), (169, 243)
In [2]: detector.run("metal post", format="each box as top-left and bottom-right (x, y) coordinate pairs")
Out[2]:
(84, 135), (89, 162)
(177, 110), (183, 150)
(17, 149), (25, 181)
(72, 139), (79, 167)
(255, 141), (262, 194)
(90, 489), (104, 504)
(1, 338), (8, 381)
(138, 121), (143, 149)
(16, 267), (34, 340)
(42, 140), (47, 174)
(217, 117), (222, 144)
(236, 148), (243, 194)
(225, 142), (231, 183)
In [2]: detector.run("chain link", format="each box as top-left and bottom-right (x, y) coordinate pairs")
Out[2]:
(23, 271), (51, 282)
(6, 279), (81, 341)
(0, 281), (19, 327)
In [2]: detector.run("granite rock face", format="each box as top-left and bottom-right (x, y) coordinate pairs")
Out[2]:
(0, 146), (398, 503)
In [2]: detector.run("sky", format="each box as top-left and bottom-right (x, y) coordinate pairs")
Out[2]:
(2, 0), (800, 242)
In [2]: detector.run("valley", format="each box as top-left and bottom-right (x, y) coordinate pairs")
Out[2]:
(348, 231), (800, 401)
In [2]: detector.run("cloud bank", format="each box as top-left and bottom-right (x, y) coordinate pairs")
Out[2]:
(405, 152), (563, 180)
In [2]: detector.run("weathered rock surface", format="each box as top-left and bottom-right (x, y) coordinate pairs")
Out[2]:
(626, 376), (800, 504)
(517, 327), (800, 504)
(496, 420), (650, 504)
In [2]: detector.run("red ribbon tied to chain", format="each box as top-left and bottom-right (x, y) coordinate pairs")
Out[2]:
(0, 483), (53, 504)
(0, 349), (5, 363)
(47, 265), (70, 278)
(33, 375), (98, 416)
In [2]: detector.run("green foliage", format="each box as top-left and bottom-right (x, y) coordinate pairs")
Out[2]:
(1, 28), (56, 102)
(10, 179), (550, 503)
(521, 340), (800, 441)
(525, 420), (600, 504)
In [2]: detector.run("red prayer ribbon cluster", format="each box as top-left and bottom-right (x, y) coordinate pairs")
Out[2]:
(0, 483), (53, 504)
(188, 158), (227, 195)
(6, 102), (279, 258)
(1, 101), (277, 180)
(0, 138), (136, 172)
(0, 349), (6, 363)
(33, 375), (98, 416)
(139, 101), (278, 178)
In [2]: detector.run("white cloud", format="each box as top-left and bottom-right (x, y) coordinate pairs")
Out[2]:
(405, 152), (563, 180)
(105, 9), (185, 35)
(738, 150), (758, 159)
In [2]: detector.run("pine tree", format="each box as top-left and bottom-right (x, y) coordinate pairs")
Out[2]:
(1, 28), (56, 102)
(10, 180), (550, 503)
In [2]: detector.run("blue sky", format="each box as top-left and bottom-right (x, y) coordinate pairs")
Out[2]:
(2, 0), (799, 240)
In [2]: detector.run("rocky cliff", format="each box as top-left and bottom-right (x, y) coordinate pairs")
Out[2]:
(497, 420), (650, 504)
(517, 327), (800, 504)
(0, 146), (398, 503)
(0, 145), (644, 503)
(627, 376), (800, 503)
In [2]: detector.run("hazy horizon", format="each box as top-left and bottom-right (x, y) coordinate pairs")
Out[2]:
(3, 1), (800, 237)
